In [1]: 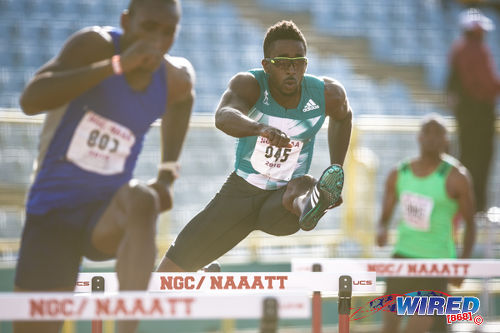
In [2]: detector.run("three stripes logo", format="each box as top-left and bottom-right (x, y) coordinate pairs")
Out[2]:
(302, 99), (319, 112)
(310, 185), (321, 207)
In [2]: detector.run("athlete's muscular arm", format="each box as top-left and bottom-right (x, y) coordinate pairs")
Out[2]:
(149, 57), (195, 212)
(447, 166), (476, 259)
(20, 27), (164, 115)
(446, 165), (476, 287)
(324, 78), (352, 166)
(215, 72), (291, 147)
(377, 168), (398, 247)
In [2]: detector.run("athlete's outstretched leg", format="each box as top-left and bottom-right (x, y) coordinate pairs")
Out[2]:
(157, 173), (259, 272)
(91, 180), (160, 333)
(156, 256), (186, 272)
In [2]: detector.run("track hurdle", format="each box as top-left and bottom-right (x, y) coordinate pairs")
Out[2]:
(0, 291), (311, 322)
(75, 271), (375, 294)
(292, 258), (500, 331)
(75, 270), (376, 333)
(291, 258), (500, 278)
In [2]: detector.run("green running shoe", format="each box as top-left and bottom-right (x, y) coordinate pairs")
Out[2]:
(299, 164), (344, 231)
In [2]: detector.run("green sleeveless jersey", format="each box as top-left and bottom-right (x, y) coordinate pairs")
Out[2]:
(394, 157), (459, 258)
(234, 69), (326, 190)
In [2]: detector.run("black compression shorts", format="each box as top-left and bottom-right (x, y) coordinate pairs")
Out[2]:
(166, 172), (300, 271)
(15, 199), (113, 290)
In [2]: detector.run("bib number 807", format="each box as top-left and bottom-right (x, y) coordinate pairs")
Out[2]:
(87, 129), (119, 153)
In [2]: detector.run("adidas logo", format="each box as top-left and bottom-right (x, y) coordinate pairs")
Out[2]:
(302, 99), (319, 112)
(310, 185), (320, 206)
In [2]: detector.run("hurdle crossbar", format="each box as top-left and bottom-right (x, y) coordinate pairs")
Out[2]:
(75, 271), (376, 294)
(0, 291), (310, 321)
(291, 259), (500, 278)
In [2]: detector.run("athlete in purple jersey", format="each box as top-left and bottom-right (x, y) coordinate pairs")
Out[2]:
(15, 1), (193, 332)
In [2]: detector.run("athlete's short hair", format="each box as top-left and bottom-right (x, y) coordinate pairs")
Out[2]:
(128, 0), (178, 16)
(263, 20), (307, 57)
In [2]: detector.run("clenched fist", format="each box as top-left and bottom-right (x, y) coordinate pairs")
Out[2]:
(259, 125), (291, 148)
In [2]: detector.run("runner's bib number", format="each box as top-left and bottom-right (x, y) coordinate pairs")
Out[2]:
(250, 136), (303, 181)
(400, 192), (434, 231)
(66, 111), (135, 175)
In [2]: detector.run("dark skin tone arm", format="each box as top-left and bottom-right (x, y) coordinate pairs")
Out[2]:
(19, 27), (165, 115)
(324, 77), (352, 166)
(447, 165), (476, 287)
(20, 26), (191, 212)
(149, 58), (195, 212)
(446, 166), (476, 259)
(19, 28), (115, 115)
(376, 168), (399, 247)
(215, 72), (292, 148)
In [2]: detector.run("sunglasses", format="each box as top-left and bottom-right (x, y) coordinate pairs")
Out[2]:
(264, 56), (308, 69)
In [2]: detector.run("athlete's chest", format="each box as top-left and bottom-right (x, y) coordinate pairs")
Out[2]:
(76, 74), (166, 132)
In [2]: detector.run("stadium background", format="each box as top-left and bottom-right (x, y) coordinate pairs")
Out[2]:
(0, 0), (499, 332)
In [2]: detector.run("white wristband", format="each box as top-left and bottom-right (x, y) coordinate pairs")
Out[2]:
(158, 161), (180, 178)
(111, 55), (123, 75)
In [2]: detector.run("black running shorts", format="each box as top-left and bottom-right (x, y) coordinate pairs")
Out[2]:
(166, 172), (300, 271)
(15, 199), (113, 290)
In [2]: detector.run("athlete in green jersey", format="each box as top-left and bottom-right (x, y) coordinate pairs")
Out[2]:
(377, 115), (476, 333)
(157, 20), (351, 272)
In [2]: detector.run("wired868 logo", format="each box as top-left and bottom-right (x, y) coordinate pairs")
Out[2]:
(349, 291), (483, 326)
(397, 294), (483, 325)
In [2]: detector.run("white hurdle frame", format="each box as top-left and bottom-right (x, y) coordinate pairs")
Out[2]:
(0, 291), (311, 321)
(291, 258), (500, 278)
(76, 271), (376, 333)
(75, 271), (376, 294)
(0, 271), (377, 333)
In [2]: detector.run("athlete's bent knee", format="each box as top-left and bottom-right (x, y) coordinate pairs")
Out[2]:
(125, 182), (159, 220)
(282, 175), (315, 208)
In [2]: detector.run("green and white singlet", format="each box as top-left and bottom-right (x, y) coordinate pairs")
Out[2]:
(394, 156), (460, 259)
(234, 69), (326, 190)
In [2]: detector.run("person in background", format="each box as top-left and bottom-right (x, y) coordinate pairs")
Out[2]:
(447, 7), (500, 213)
(377, 115), (476, 333)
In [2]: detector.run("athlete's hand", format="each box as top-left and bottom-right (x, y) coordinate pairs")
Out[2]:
(376, 225), (389, 247)
(147, 179), (173, 213)
(120, 40), (164, 73)
(258, 125), (291, 148)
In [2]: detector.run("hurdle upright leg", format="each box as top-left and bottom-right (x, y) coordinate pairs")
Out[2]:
(312, 263), (322, 333)
(259, 297), (278, 333)
(338, 275), (352, 333)
(91, 276), (105, 333)
(92, 320), (103, 333)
